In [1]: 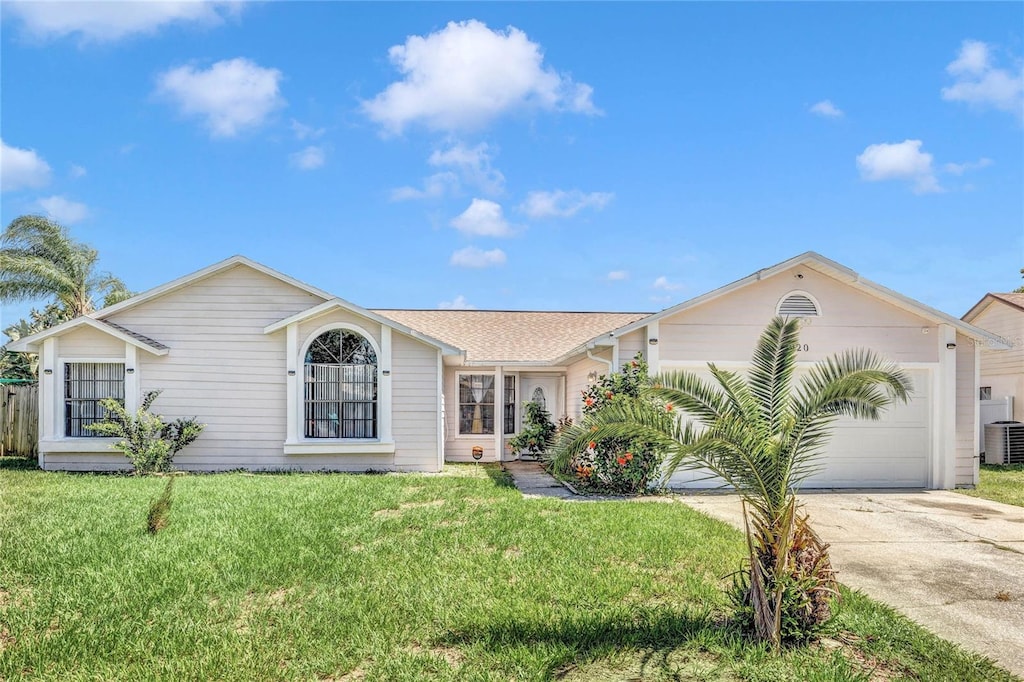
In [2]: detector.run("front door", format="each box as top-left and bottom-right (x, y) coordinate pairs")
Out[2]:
(520, 375), (561, 428)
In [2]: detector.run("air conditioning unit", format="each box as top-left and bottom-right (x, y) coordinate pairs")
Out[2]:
(984, 422), (1024, 465)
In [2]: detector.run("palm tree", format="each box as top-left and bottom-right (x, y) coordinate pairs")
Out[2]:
(552, 316), (912, 648)
(0, 215), (132, 317)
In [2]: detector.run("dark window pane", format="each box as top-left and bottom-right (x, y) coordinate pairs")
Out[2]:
(303, 329), (378, 439)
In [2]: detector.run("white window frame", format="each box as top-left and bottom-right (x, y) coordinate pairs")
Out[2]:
(286, 321), (394, 455)
(58, 358), (126, 440)
(456, 372), (498, 438)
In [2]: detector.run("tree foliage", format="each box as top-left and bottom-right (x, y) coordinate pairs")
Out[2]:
(87, 390), (205, 474)
(0, 215), (131, 317)
(553, 317), (912, 647)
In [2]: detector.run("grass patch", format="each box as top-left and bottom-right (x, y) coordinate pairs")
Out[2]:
(0, 464), (1014, 681)
(958, 464), (1024, 507)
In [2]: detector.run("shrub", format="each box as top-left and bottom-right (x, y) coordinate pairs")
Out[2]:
(87, 390), (204, 474)
(508, 401), (556, 457)
(553, 353), (664, 495)
(146, 476), (175, 535)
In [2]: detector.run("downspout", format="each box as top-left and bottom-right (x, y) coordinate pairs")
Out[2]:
(586, 345), (613, 375)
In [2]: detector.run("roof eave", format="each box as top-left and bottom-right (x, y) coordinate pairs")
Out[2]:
(5, 317), (169, 355)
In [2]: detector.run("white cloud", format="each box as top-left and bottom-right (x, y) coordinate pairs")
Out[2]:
(652, 276), (683, 291)
(520, 189), (614, 219)
(0, 139), (52, 192)
(290, 119), (325, 141)
(606, 270), (629, 281)
(362, 19), (598, 133)
(289, 145), (326, 170)
(5, 1), (240, 43)
(438, 295), (477, 310)
(429, 142), (505, 195)
(856, 140), (941, 194)
(390, 172), (458, 201)
(69, 164), (87, 179)
(941, 40), (1023, 117)
(809, 99), (843, 117)
(155, 58), (285, 137)
(943, 157), (993, 175)
(450, 246), (506, 269)
(450, 198), (514, 237)
(36, 195), (89, 224)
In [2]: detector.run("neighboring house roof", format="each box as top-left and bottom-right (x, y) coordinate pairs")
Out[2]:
(963, 292), (1024, 322)
(602, 251), (1010, 349)
(93, 254), (333, 320)
(265, 299), (463, 356)
(373, 310), (650, 364)
(6, 316), (169, 355)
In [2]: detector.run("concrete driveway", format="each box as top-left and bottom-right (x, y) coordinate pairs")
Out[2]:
(677, 491), (1024, 677)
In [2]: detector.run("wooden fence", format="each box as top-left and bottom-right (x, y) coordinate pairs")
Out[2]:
(1, 383), (38, 458)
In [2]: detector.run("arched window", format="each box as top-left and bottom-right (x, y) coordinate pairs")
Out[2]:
(777, 291), (820, 318)
(304, 329), (377, 439)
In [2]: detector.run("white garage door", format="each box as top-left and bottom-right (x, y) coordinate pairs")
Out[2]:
(665, 367), (931, 489)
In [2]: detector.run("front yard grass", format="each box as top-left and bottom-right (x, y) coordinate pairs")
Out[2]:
(0, 460), (1015, 681)
(959, 464), (1024, 508)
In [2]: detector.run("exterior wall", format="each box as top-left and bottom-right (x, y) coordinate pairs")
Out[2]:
(57, 326), (126, 358)
(390, 332), (440, 471)
(565, 350), (611, 420)
(617, 330), (646, 368)
(442, 366), (512, 463)
(970, 301), (1024, 422)
(657, 267), (939, 364)
(955, 333), (979, 486)
(42, 264), (441, 472)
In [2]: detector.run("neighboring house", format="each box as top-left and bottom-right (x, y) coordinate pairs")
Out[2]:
(7, 252), (1007, 489)
(962, 293), (1024, 429)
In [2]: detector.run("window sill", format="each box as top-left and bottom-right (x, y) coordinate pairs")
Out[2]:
(40, 438), (119, 453)
(284, 441), (396, 456)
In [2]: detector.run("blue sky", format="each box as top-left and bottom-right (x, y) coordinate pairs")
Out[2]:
(2, 2), (1022, 332)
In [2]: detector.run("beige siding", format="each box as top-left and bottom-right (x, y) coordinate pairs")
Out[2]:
(391, 332), (440, 470)
(565, 351), (611, 420)
(58, 326), (125, 358)
(955, 333), (979, 486)
(657, 266), (938, 363)
(971, 301), (1024, 422)
(43, 263), (441, 472)
(618, 330), (646, 367)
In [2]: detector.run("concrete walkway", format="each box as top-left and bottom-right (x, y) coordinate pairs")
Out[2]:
(504, 460), (577, 499)
(678, 491), (1024, 677)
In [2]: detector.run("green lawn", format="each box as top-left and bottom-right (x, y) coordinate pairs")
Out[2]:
(959, 464), (1024, 507)
(0, 459), (1015, 681)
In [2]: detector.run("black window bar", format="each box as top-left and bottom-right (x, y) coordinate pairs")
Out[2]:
(303, 329), (379, 439)
(65, 363), (125, 437)
(503, 375), (516, 434)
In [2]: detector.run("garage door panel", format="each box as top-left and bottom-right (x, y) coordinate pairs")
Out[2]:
(665, 366), (930, 489)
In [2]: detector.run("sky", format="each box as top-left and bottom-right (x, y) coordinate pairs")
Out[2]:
(1, 1), (1022, 333)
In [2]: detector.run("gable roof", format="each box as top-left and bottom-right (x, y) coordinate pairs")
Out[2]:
(605, 252), (1010, 349)
(373, 310), (650, 364)
(963, 292), (1024, 322)
(5, 316), (169, 355)
(94, 255), (332, 320)
(265, 300), (463, 355)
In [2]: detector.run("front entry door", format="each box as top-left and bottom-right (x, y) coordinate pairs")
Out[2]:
(520, 375), (561, 429)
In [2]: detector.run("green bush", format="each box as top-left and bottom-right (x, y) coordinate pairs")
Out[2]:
(553, 353), (664, 495)
(508, 401), (556, 457)
(87, 390), (204, 474)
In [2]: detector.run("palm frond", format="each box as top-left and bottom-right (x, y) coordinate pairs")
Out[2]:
(748, 317), (800, 434)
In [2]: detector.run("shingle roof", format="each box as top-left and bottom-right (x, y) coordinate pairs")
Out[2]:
(373, 310), (651, 364)
(100, 320), (169, 351)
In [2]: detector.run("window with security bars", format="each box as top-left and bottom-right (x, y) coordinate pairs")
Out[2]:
(65, 362), (125, 437)
(304, 329), (378, 439)
(503, 375), (516, 434)
(459, 374), (494, 435)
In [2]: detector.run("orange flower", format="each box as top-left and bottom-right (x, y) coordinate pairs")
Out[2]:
(605, 391), (613, 399)
(665, 403), (674, 412)
(584, 397), (595, 407)
(588, 441), (597, 450)
(625, 452), (633, 461)
(631, 360), (638, 367)
(617, 456), (627, 466)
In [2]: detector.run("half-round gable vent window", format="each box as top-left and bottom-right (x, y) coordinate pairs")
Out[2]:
(777, 292), (820, 317)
